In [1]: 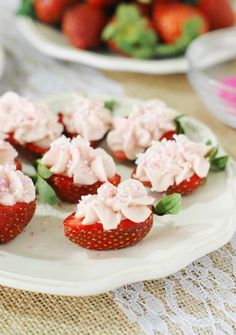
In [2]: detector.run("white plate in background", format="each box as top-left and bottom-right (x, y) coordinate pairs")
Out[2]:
(0, 45), (5, 80)
(17, 17), (188, 75)
(0, 93), (235, 297)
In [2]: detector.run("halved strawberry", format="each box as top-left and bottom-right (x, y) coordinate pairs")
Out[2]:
(167, 173), (205, 196)
(48, 173), (121, 203)
(8, 132), (48, 156)
(64, 191), (182, 250)
(64, 212), (154, 250)
(34, 0), (77, 24)
(0, 200), (36, 243)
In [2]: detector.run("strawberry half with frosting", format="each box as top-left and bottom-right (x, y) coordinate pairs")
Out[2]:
(107, 99), (179, 161)
(41, 135), (121, 203)
(0, 139), (22, 170)
(133, 135), (213, 195)
(58, 94), (113, 147)
(0, 166), (36, 243)
(64, 179), (182, 250)
(0, 92), (63, 156)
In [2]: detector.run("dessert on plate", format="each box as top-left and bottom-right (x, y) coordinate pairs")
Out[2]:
(133, 134), (228, 195)
(0, 92), (63, 156)
(0, 166), (36, 243)
(58, 94), (113, 146)
(0, 138), (22, 170)
(107, 99), (180, 160)
(40, 135), (121, 203)
(64, 179), (182, 250)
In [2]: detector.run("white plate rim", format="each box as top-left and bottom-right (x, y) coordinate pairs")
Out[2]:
(0, 93), (235, 297)
(17, 17), (188, 75)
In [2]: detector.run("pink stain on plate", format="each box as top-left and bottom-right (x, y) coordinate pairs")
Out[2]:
(220, 75), (236, 111)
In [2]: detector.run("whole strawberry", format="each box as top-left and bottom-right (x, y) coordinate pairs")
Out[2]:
(62, 4), (107, 49)
(34, 0), (77, 24)
(198, 0), (235, 30)
(153, 3), (209, 44)
(102, 4), (158, 59)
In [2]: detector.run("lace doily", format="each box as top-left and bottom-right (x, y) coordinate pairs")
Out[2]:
(0, 1), (236, 334)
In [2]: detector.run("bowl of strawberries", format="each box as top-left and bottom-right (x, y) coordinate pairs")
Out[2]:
(16, 0), (235, 74)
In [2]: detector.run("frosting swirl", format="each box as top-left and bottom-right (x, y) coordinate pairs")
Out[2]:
(61, 94), (112, 141)
(0, 92), (63, 148)
(134, 135), (211, 192)
(0, 140), (18, 167)
(75, 179), (154, 230)
(107, 99), (179, 160)
(0, 166), (36, 206)
(42, 135), (117, 185)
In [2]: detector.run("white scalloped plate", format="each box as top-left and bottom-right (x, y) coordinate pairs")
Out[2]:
(0, 93), (235, 297)
(17, 17), (187, 75)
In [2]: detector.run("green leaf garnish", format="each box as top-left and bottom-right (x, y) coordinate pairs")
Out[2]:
(210, 156), (229, 172)
(206, 140), (212, 146)
(175, 115), (185, 135)
(17, 0), (35, 19)
(37, 160), (53, 179)
(36, 176), (58, 206)
(154, 193), (182, 216)
(208, 146), (218, 161)
(104, 100), (116, 112)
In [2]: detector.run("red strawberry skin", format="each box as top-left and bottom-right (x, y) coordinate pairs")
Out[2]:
(153, 3), (209, 44)
(167, 173), (205, 196)
(199, 0), (235, 30)
(64, 212), (153, 250)
(15, 159), (22, 171)
(132, 171), (205, 195)
(8, 133), (47, 157)
(62, 4), (107, 49)
(48, 173), (121, 203)
(0, 201), (36, 244)
(34, 0), (76, 24)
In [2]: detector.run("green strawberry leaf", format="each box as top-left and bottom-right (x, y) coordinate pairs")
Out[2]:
(175, 115), (185, 135)
(156, 17), (203, 57)
(154, 193), (182, 216)
(104, 100), (116, 112)
(210, 156), (229, 172)
(36, 176), (58, 206)
(37, 160), (53, 180)
(17, 0), (36, 19)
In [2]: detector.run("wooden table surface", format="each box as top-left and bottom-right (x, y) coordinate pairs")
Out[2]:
(104, 71), (236, 159)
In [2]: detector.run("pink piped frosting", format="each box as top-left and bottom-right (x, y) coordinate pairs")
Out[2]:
(107, 99), (179, 160)
(0, 166), (36, 206)
(134, 135), (211, 192)
(0, 140), (18, 167)
(61, 94), (112, 141)
(42, 135), (117, 185)
(75, 179), (154, 230)
(0, 92), (63, 148)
